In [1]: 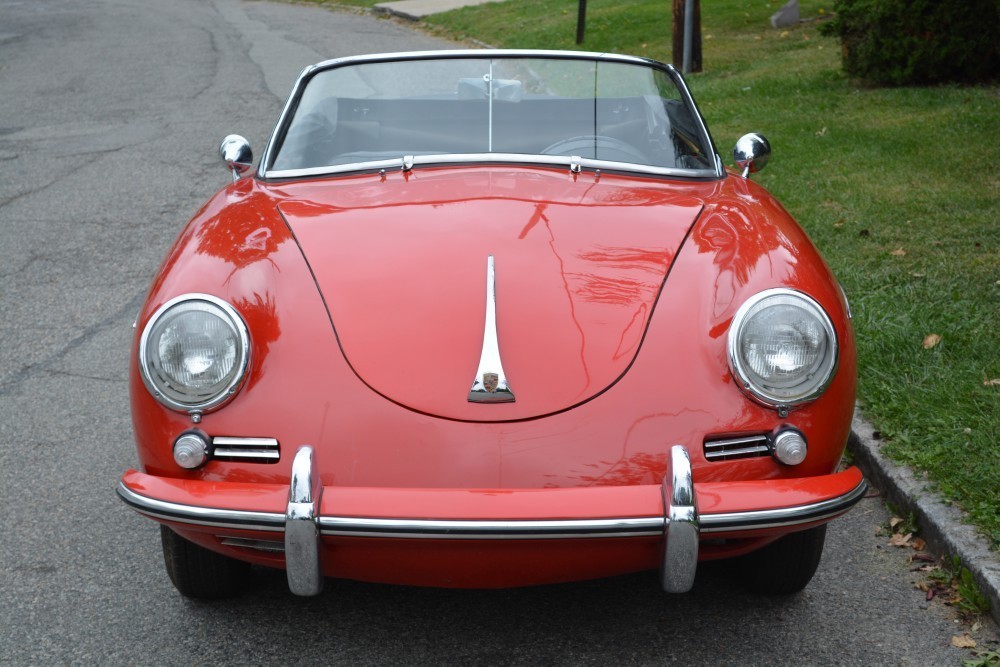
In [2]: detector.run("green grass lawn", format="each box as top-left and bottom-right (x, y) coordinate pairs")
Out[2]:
(307, 0), (1000, 549)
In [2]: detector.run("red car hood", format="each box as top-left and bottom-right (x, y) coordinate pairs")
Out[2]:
(278, 167), (703, 422)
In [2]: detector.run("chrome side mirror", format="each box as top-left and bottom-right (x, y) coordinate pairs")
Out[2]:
(733, 133), (771, 179)
(220, 134), (253, 182)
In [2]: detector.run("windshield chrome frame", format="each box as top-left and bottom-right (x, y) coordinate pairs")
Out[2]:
(258, 49), (723, 181)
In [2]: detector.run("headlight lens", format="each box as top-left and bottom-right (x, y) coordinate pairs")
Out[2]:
(139, 294), (250, 412)
(728, 288), (837, 407)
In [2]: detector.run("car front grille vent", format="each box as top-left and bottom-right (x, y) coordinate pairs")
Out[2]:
(704, 434), (771, 462)
(212, 437), (280, 463)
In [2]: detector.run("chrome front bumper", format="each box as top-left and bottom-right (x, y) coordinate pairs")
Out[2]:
(117, 445), (867, 597)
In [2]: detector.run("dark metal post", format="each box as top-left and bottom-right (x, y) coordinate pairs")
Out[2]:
(576, 0), (587, 44)
(671, 0), (702, 73)
(683, 0), (694, 73)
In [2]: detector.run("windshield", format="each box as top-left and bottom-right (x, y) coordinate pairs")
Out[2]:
(265, 54), (717, 178)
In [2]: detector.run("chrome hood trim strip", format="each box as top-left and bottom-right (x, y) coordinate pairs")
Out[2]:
(469, 255), (515, 403)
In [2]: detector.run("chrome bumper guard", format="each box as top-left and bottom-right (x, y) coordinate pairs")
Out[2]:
(662, 445), (698, 593)
(285, 446), (323, 596)
(117, 444), (867, 597)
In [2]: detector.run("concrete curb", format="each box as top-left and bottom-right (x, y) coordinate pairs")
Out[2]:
(374, 0), (499, 21)
(849, 409), (1000, 624)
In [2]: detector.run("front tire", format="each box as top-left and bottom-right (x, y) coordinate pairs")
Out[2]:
(742, 524), (827, 595)
(160, 526), (250, 599)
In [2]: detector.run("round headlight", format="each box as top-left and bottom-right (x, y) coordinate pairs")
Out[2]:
(139, 294), (250, 413)
(728, 288), (837, 408)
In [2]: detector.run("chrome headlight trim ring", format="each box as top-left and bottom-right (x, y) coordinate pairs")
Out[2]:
(138, 293), (251, 414)
(727, 288), (838, 410)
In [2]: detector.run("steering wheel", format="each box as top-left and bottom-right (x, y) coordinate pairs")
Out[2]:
(541, 135), (649, 164)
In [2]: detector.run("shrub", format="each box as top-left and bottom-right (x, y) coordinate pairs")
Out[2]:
(820, 0), (1000, 85)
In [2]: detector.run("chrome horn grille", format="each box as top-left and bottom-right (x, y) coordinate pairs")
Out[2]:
(704, 434), (771, 461)
(212, 437), (280, 463)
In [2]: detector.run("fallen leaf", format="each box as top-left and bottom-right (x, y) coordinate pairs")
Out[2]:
(815, 126), (827, 136)
(985, 377), (1000, 386)
(927, 588), (935, 601)
(912, 553), (936, 563)
(911, 538), (927, 551)
(890, 532), (913, 547)
(922, 334), (942, 349)
(890, 247), (906, 257)
(780, 30), (789, 38)
(951, 634), (977, 649)
(890, 517), (903, 529)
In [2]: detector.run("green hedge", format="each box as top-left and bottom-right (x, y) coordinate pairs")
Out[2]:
(820, 0), (1000, 85)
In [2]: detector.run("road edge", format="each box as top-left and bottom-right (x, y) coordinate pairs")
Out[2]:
(849, 408), (1000, 625)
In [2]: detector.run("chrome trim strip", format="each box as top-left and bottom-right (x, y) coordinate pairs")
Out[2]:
(116, 482), (285, 532)
(212, 437), (280, 461)
(213, 437), (280, 447)
(469, 255), (515, 403)
(664, 62), (724, 179)
(285, 446), (323, 596)
(700, 478), (868, 533)
(705, 435), (769, 448)
(705, 445), (771, 458)
(212, 449), (281, 461)
(661, 445), (698, 593)
(117, 477), (867, 539)
(220, 537), (285, 553)
(704, 435), (772, 461)
(318, 516), (663, 539)
(257, 49), (723, 180)
(265, 153), (718, 181)
(704, 433), (772, 462)
(487, 62), (494, 152)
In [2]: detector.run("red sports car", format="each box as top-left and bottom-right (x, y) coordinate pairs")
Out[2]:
(118, 50), (865, 599)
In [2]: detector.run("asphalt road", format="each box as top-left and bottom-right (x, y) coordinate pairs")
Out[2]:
(0, 0), (996, 664)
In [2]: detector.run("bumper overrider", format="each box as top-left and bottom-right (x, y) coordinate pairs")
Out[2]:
(117, 445), (867, 596)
